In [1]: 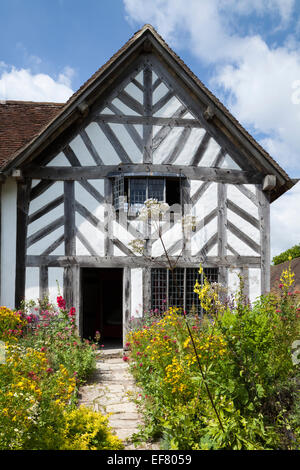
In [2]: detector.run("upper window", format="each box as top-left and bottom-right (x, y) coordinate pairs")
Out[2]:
(113, 176), (181, 215)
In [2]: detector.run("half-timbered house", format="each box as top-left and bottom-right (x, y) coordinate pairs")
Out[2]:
(0, 25), (297, 346)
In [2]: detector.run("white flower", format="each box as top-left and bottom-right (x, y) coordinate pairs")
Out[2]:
(138, 199), (170, 221)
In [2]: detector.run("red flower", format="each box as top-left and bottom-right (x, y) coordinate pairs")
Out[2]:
(46, 368), (54, 374)
(279, 284), (283, 289)
(40, 347), (46, 352)
(69, 307), (76, 317)
(57, 296), (66, 310)
(122, 356), (129, 362)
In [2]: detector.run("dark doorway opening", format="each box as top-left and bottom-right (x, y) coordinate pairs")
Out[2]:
(81, 268), (123, 346)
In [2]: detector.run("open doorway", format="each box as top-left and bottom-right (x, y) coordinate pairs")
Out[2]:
(81, 268), (123, 347)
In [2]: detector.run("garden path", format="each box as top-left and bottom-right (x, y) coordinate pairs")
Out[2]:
(78, 348), (160, 450)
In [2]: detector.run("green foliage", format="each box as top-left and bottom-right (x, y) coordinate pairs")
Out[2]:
(0, 299), (122, 450)
(272, 244), (300, 265)
(127, 271), (300, 450)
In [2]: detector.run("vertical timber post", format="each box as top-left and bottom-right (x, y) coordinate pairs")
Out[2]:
(15, 178), (31, 308)
(123, 267), (131, 349)
(257, 186), (270, 294)
(218, 183), (228, 290)
(64, 181), (76, 309)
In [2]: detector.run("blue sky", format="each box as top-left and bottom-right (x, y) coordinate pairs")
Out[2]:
(1, 0), (300, 257)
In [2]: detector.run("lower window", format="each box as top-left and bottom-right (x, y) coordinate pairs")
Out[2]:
(151, 267), (219, 314)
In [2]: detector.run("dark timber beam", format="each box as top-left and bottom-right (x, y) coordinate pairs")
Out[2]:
(24, 165), (263, 184)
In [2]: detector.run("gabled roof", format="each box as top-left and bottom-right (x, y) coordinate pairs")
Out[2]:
(0, 101), (63, 168)
(0, 24), (297, 201)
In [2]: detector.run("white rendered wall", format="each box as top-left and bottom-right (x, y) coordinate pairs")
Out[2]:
(131, 268), (143, 318)
(1, 178), (17, 308)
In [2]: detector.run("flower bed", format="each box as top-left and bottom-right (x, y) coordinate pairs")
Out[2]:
(0, 299), (123, 450)
(127, 266), (300, 450)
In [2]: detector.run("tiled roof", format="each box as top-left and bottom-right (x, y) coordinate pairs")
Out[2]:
(0, 101), (63, 168)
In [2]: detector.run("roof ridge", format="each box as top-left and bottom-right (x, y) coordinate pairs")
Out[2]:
(1, 100), (65, 106)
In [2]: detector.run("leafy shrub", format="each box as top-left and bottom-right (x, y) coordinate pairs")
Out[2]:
(0, 307), (27, 342)
(62, 407), (124, 450)
(0, 299), (122, 450)
(126, 265), (300, 450)
(272, 243), (300, 265)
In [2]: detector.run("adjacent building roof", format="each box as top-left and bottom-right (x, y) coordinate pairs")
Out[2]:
(0, 24), (297, 201)
(0, 101), (63, 168)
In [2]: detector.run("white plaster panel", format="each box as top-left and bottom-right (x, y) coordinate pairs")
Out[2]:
(74, 181), (104, 220)
(85, 122), (121, 165)
(75, 213), (104, 256)
(192, 182), (218, 218)
(249, 268), (261, 304)
(174, 128), (206, 166)
(227, 209), (260, 245)
(153, 96), (183, 118)
(27, 226), (65, 255)
(29, 182), (64, 215)
(25, 267), (40, 303)
(99, 106), (114, 115)
(191, 217), (218, 255)
(227, 231), (258, 256)
(47, 151), (71, 167)
(114, 245), (126, 256)
(151, 222), (182, 257)
(136, 70), (144, 84)
(109, 123), (142, 163)
(48, 267), (64, 305)
(227, 184), (258, 219)
(1, 178), (17, 307)
(69, 135), (96, 166)
(153, 82), (169, 105)
(133, 124), (143, 137)
(151, 70), (158, 84)
(153, 126), (183, 164)
(87, 179), (105, 196)
(76, 237), (91, 256)
(124, 82), (143, 103)
(113, 220), (135, 246)
(131, 268), (143, 318)
(221, 155), (241, 170)
(31, 179), (41, 188)
(111, 98), (139, 116)
(199, 138), (221, 167)
(27, 203), (64, 237)
(227, 268), (242, 298)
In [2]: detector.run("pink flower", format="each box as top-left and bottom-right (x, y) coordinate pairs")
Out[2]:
(123, 356), (129, 362)
(279, 284), (283, 289)
(41, 347), (46, 352)
(125, 342), (130, 347)
(57, 296), (66, 310)
(139, 363), (143, 367)
(69, 307), (76, 317)
(276, 309), (281, 313)
(46, 368), (53, 374)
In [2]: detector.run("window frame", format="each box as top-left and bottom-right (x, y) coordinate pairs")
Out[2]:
(112, 174), (182, 215)
(150, 267), (219, 315)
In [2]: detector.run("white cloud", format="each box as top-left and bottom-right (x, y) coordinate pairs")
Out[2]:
(0, 64), (74, 102)
(124, 0), (300, 255)
(124, 0), (300, 173)
(271, 181), (300, 259)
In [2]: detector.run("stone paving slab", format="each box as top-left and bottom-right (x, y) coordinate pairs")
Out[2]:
(78, 353), (160, 450)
